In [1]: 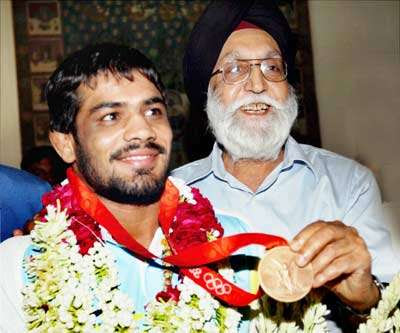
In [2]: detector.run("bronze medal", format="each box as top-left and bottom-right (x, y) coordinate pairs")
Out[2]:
(258, 246), (314, 303)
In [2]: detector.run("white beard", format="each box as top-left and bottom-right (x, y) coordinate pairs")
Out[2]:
(206, 86), (298, 161)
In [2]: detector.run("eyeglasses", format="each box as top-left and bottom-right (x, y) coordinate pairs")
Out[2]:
(210, 58), (287, 85)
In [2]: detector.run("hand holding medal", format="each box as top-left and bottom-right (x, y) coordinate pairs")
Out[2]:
(289, 220), (379, 311)
(258, 219), (379, 310)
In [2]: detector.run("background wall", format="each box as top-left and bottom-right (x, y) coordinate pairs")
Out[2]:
(2, 0), (399, 206)
(309, 0), (400, 204)
(9, 0), (319, 169)
(0, 0), (22, 167)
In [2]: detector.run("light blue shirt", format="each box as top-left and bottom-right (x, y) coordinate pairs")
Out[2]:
(172, 137), (400, 283)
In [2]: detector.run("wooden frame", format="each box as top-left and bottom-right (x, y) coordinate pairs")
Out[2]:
(26, 1), (62, 36)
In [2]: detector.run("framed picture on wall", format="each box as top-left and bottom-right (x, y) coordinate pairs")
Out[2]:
(26, 1), (62, 36)
(28, 38), (63, 73)
(33, 112), (51, 146)
(31, 75), (49, 111)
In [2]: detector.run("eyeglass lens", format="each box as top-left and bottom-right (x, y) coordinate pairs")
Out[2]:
(223, 59), (286, 83)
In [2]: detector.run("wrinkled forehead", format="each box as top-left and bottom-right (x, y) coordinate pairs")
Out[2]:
(215, 29), (282, 69)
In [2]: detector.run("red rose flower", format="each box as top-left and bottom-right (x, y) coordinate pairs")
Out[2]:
(168, 187), (223, 253)
(42, 184), (80, 214)
(39, 183), (102, 255)
(155, 285), (181, 302)
(69, 214), (102, 255)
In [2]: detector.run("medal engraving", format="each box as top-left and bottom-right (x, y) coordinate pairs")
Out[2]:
(258, 246), (313, 302)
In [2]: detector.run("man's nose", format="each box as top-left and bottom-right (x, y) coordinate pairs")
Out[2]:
(244, 63), (268, 94)
(123, 114), (157, 142)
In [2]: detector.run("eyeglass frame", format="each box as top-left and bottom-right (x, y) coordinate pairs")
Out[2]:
(210, 58), (288, 85)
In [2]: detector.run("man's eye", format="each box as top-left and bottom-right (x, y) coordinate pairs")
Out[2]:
(263, 60), (283, 73)
(227, 63), (243, 74)
(268, 65), (280, 72)
(144, 108), (163, 117)
(230, 65), (241, 73)
(101, 113), (118, 121)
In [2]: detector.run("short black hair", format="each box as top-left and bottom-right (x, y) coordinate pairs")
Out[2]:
(45, 43), (165, 133)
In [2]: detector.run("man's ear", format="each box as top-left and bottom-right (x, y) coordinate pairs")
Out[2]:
(49, 130), (76, 164)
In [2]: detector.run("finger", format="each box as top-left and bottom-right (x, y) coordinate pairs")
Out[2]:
(313, 248), (371, 288)
(12, 229), (23, 236)
(314, 252), (360, 288)
(310, 238), (352, 278)
(295, 222), (348, 267)
(290, 220), (327, 251)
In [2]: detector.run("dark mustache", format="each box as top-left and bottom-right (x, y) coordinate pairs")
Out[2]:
(109, 141), (166, 162)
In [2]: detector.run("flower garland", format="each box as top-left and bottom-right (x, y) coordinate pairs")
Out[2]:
(22, 177), (241, 332)
(357, 272), (400, 333)
(251, 291), (330, 333)
(146, 177), (241, 332)
(23, 203), (138, 332)
(21, 174), (400, 332)
(145, 276), (241, 333)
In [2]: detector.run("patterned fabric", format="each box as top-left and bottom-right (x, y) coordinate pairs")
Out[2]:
(62, 1), (208, 90)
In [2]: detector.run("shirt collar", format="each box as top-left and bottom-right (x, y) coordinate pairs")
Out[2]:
(181, 136), (320, 185)
(211, 136), (319, 179)
(211, 143), (228, 180)
(282, 136), (320, 180)
(210, 137), (320, 190)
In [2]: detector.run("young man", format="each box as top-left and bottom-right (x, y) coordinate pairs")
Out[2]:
(173, 0), (399, 329)
(0, 43), (255, 332)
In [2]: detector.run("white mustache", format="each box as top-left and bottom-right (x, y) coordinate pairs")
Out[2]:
(227, 94), (285, 116)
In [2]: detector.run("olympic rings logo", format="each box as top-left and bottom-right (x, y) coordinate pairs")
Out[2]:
(203, 273), (232, 295)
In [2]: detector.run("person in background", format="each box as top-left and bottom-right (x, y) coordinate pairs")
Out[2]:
(0, 164), (50, 241)
(21, 145), (68, 186)
(172, 0), (399, 329)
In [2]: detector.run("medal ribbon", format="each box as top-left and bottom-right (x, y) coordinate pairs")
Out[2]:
(67, 168), (287, 306)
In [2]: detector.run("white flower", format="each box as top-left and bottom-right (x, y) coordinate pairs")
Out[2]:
(225, 308), (242, 328)
(77, 310), (90, 324)
(358, 273), (400, 333)
(23, 203), (136, 332)
(203, 321), (220, 333)
(212, 229), (221, 238)
(252, 293), (329, 333)
(168, 176), (197, 204)
(116, 310), (132, 327)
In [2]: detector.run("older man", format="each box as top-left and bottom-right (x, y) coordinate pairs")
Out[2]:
(173, 0), (399, 328)
(0, 43), (257, 332)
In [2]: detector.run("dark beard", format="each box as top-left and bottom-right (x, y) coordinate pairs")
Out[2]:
(75, 139), (168, 205)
